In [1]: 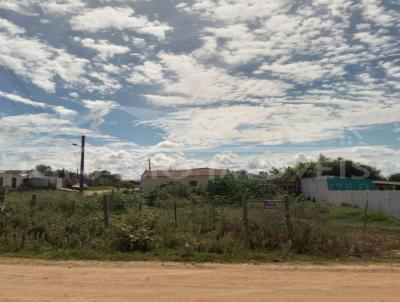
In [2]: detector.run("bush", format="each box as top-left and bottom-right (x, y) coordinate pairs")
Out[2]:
(109, 192), (143, 212)
(110, 212), (155, 252)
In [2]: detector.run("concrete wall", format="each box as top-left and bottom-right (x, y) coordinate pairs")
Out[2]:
(28, 177), (63, 188)
(301, 178), (400, 219)
(141, 175), (211, 192)
(0, 173), (25, 189)
(0, 173), (63, 190)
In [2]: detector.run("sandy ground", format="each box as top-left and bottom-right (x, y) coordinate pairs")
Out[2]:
(0, 259), (400, 302)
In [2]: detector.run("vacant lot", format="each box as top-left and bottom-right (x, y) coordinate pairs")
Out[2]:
(1, 190), (400, 261)
(0, 259), (399, 302)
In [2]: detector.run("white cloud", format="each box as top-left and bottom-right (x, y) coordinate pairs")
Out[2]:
(52, 106), (77, 118)
(0, 0), (36, 15)
(0, 91), (47, 108)
(40, 0), (86, 15)
(142, 53), (290, 106)
(154, 140), (183, 150)
(255, 61), (344, 83)
(143, 98), (400, 150)
(0, 0), (86, 16)
(127, 61), (165, 85)
(83, 100), (119, 128)
(360, 0), (398, 27)
(0, 17), (26, 34)
(76, 38), (130, 60)
(183, 0), (353, 66)
(0, 90), (77, 118)
(70, 6), (172, 40)
(382, 61), (400, 79)
(0, 19), (88, 92)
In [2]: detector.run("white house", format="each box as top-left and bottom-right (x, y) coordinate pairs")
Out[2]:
(0, 170), (62, 190)
(141, 167), (230, 192)
(0, 170), (29, 189)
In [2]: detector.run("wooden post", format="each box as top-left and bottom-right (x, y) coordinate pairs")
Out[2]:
(79, 135), (85, 193)
(363, 191), (369, 234)
(212, 199), (216, 230)
(103, 195), (110, 228)
(242, 195), (248, 229)
(30, 194), (36, 215)
(173, 201), (177, 226)
(283, 195), (294, 242)
(139, 201), (142, 213)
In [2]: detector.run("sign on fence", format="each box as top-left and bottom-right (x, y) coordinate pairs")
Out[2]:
(264, 200), (278, 213)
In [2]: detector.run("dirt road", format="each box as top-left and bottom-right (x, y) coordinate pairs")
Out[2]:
(0, 259), (399, 302)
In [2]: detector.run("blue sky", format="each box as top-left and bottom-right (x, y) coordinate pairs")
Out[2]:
(0, 0), (399, 179)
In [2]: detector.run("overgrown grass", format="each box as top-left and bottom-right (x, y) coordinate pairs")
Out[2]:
(86, 186), (114, 191)
(0, 190), (399, 263)
(327, 203), (400, 231)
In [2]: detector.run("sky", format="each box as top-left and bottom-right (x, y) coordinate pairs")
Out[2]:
(0, 0), (399, 179)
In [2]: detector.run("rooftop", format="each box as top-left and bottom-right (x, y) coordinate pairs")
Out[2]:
(373, 180), (400, 186)
(142, 167), (230, 178)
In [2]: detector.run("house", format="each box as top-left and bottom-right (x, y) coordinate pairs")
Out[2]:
(373, 180), (400, 191)
(140, 167), (230, 192)
(0, 170), (29, 189)
(0, 170), (63, 190)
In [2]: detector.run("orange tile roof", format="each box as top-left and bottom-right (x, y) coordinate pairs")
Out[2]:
(142, 168), (230, 178)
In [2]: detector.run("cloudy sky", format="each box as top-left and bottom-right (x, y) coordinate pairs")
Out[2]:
(0, 0), (399, 179)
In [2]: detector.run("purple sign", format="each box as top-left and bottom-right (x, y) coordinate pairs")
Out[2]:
(264, 200), (278, 213)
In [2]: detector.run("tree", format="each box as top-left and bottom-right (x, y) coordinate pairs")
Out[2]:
(234, 170), (249, 181)
(269, 155), (383, 180)
(35, 164), (53, 176)
(389, 173), (400, 182)
(90, 170), (122, 186)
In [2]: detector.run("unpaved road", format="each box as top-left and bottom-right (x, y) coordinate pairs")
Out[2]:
(1, 259), (400, 302)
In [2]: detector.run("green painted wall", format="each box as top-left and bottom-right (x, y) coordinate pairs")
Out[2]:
(327, 177), (375, 191)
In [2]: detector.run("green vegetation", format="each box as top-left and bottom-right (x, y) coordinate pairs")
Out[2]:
(389, 173), (400, 182)
(270, 154), (384, 180)
(1, 184), (399, 263)
(85, 186), (114, 191)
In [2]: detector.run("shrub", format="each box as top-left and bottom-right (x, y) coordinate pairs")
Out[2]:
(110, 212), (155, 252)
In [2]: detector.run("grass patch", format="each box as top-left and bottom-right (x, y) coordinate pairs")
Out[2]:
(0, 190), (399, 263)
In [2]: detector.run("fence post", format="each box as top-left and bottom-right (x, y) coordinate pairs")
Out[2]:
(350, 191), (353, 206)
(363, 191), (369, 234)
(102, 195), (110, 228)
(242, 195), (248, 229)
(173, 201), (177, 226)
(212, 199), (216, 230)
(30, 194), (36, 215)
(283, 195), (294, 242)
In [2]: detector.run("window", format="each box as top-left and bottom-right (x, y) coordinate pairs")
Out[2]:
(190, 180), (197, 187)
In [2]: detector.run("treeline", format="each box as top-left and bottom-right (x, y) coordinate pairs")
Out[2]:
(34, 165), (124, 187)
(236, 154), (398, 181)
(146, 176), (276, 206)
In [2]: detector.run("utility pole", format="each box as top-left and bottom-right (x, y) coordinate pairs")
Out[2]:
(148, 158), (151, 171)
(80, 135), (85, 193)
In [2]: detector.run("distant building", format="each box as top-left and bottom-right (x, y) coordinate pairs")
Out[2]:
(0, 170), (62, 190)
(140, 167), (230, 192)
(0, 170), (29, 189)
(373, 180), (400, 191)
